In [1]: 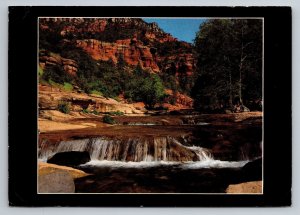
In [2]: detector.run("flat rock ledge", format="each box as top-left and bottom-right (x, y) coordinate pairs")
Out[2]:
(226, 180), (262, 194)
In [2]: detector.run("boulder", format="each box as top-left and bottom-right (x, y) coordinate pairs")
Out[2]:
(226, 181), (262, 193)
(38, 171), (75, 193)
(38, 162), (89, 179)
(241, 158), (262, 181)
(39, 94), (58, 110)
(47, 151), (91, 167)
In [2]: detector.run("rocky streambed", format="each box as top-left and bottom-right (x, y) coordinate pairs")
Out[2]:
(38, 112), (263, 193)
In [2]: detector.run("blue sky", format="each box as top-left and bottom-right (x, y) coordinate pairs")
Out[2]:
(143, 18), (206, 43)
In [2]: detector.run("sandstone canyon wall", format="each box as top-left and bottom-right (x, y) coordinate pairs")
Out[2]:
(39, 18), (196, 108)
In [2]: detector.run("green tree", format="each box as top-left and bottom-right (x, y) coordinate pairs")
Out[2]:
(124, 65), (166, 109)
(192, 19), (262, 112)
(142, 74), (166, 108)
(42, 64), (72, 84)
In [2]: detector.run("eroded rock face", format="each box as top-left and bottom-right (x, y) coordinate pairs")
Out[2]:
(39, 17), (196, 79)
(39, 18), (197, 110)
(38, 86), (144, 114)
(74, 38), (195, 75)
(39, 51), (78, 76)
(159, 53), (196, 77)
(76, 39), (160, 72)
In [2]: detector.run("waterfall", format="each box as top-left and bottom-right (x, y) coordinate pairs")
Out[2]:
(38, 136), (213, 162)
(185, 146), (213, 160)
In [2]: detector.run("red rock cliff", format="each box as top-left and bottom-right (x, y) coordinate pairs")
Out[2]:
(76, 39), (160, 72)
(39, 17), (196, 87)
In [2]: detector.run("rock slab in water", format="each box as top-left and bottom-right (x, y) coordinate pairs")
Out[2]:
(47, 151), (91, 167)
(38, 171), (75, 193)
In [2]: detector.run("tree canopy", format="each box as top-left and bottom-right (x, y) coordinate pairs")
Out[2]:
(192, 19), (263, 112)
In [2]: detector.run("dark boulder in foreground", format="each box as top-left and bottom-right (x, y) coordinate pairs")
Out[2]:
(241, 158), (262, 181)
(47, 151), (91, 167)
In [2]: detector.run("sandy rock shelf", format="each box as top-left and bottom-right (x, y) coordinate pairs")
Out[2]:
(38, 118), (96, 132)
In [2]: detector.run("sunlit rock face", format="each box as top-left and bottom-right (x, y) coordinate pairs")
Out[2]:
(39, 17), (196, 78)
(75, 39), (160, 72)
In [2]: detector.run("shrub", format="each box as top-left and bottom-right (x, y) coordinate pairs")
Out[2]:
(42, 64), (72, 84)
(91, 110), (100, 115)
(82, 109), (99, 115)
(109, 110), (124, 116)
(82, 108), (89, 114)
(103, 115), (116, 124)
(63, 82), (73, 91)
(90, 90), (103, 96)
(113, 96), (121, 102)
(48, 79), (60, 87)
(124, 66), (166, 109)
(38, 66), (44, 76)
(58, 101), (71, 114)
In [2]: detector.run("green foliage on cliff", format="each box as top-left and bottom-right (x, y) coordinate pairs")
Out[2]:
(103, 115), (116, 124)
(192, 19), (262, 112)
(109, 111), (124, 116)
(63, 82), (73, 91)
(42, 64), (73, 85)
(124, 65), (166, 109)
(90, 90), (103, 96)
(155, 41), (193, 56)
(58, 101), (71, 114)
(38, 66), (44, 76)
(93, 26), (137, 43)
(39, 23), (64, 53)
(40, 46), (167, 109)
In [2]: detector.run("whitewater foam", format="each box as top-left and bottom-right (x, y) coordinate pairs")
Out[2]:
(80, 159), (248, 169)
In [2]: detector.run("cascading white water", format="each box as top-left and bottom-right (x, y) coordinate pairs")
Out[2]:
(38, 136), (213, 162)
(170, 138), (214, 161)
(39, 138), (90, 161)
(185, 146), (213, 160)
